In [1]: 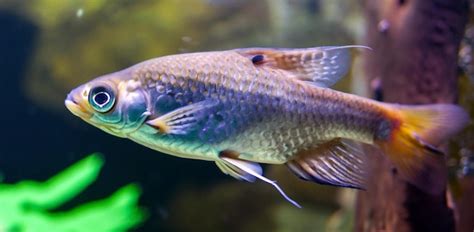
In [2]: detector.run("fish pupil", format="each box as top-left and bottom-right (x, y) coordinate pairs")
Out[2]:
(94, 92), (110, 107)
(88, 85), (115, 113)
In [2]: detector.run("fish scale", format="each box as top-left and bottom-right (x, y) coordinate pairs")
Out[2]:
(66, 46), (468, 205)
(131, 52), (385, 162)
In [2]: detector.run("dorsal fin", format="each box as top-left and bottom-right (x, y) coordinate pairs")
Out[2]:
(236, 46), (370, 87)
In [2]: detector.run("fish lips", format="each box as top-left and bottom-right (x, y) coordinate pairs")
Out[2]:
(65, 93), (92, 119)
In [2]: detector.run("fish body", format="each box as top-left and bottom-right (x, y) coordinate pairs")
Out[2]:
(66, 46), (469, 206)
(129, 50), (382, 162)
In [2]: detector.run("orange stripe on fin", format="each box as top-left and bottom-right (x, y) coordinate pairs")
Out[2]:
(376, 103), (469, 195)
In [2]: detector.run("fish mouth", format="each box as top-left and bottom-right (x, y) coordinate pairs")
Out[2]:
(65, 93), (92, 119)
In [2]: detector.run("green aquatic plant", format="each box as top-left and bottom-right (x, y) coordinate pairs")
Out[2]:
(0, 154), (145, 232)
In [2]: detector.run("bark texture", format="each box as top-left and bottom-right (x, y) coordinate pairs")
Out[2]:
(356, 0), (469, 232)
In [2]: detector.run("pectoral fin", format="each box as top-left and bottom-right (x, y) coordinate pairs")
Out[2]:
(287, 138), (366, 189)
(236, 46), (370, 87)
(146, 100), (218, 135)
(218, 150), (301, 208)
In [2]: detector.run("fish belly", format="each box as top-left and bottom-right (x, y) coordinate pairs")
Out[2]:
(127, 126), (218, 161)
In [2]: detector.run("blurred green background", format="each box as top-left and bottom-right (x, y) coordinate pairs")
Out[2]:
(0, 0), (472, 231)
(0, 154), (145, 232)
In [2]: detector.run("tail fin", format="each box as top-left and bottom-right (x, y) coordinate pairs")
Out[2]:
(376, 104), (469, 195)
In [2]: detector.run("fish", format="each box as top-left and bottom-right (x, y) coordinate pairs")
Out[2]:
(65, 46), (469, 207)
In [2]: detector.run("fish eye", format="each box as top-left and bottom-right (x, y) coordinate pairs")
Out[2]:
(88, 86), (116, 113)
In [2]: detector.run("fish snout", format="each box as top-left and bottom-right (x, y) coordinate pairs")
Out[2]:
(65, 88), (92, 119)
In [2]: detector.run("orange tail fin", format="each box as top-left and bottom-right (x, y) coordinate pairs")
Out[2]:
(376, 104), (469, 195)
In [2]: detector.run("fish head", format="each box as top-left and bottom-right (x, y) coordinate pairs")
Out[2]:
(65, 70), (150, 138)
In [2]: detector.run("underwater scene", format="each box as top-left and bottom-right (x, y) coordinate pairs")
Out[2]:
(1, 1), (474, 232)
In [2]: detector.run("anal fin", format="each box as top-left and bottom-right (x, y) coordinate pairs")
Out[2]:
(287, 138), (366, 189)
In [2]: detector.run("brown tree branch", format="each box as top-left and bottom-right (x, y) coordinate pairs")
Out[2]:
(356, 0), (469, 231)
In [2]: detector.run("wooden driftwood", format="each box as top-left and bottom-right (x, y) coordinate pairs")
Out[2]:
(356, 0), (469, 231)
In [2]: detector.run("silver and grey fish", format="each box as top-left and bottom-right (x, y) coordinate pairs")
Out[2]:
(65, 46), (469, 207)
